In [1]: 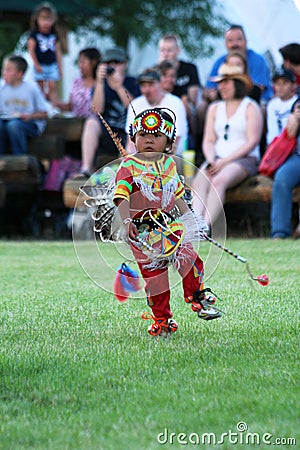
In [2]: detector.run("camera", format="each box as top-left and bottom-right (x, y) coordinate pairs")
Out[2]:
(107, 66), (115, 75)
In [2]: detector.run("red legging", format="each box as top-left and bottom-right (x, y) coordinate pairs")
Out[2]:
(133, 243), (204, 319)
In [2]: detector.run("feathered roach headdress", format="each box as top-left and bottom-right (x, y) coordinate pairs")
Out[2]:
(129, 107), (176, 152)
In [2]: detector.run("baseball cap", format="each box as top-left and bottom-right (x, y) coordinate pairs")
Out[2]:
(272, 67), (296, 83)
(102, 47), (127, 63)
(137, 68), (160, 84)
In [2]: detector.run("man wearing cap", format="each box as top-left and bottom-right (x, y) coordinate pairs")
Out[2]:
(78, 47), (140, 176)
(266, 67), (297, 145)
(125, 67), (188, 156)
(279, 43), (300, 95)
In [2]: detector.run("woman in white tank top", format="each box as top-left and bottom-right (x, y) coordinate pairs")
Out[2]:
(192, 64), (263, 228)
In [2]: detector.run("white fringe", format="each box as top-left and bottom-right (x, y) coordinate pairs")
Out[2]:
(134, 174), (178, 209)
(137, 210), (208, 271)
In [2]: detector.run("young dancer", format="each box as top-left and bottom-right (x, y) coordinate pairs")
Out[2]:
(112, 107), (221, 337)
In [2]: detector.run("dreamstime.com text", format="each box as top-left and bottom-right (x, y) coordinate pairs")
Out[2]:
(157, 422), (297, 446)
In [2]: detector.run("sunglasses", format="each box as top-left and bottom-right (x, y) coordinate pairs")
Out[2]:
(224, 124), (230, 140)
(277, 118), (282, 133)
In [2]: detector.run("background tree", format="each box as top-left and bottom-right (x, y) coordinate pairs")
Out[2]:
(0, 0), (226, 65)
(82, 0), (227, 58)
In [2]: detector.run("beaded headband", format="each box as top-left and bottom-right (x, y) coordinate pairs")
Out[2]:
(129, 109), (176, 142)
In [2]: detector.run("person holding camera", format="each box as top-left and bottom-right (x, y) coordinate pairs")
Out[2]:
(77, 47), (140, 177)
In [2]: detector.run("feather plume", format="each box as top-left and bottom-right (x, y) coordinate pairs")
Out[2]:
(79, 165), (126, 241)
(94, 109), (128, 158)
(113, 263), (141, 302)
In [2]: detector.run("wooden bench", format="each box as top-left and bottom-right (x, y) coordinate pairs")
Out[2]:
(28, 117), (84, 160)
(63, 174), (300, 209)
(63, 174), (300, 238)
(224, 175), (300, 236)
(0, 155), (43, 234)
(0, 117), (84, 236)
(226, 175), (300, 203)
(63, 154), (119, 208)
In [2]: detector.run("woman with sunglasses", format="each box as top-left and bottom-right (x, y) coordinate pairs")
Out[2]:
(192, 64), (263, 229)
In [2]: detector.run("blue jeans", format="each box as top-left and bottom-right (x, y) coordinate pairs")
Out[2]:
(271, 152), (300, 238)
(0, 119), (39, 155)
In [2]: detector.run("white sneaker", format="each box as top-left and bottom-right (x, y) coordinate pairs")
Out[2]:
(198, 306), (221, 321)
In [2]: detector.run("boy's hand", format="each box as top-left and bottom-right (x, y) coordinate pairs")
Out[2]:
(126, 221), (139, 241)
(19, 113), (30, 122)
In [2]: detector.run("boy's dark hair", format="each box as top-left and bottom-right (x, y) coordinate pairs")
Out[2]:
(79, 48), (101, 79)
(279, 43), (300, 65)
(6, 55), (28, 74)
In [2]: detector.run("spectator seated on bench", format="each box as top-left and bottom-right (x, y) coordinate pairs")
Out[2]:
(0, 55), (48, 156)
(192, 64), (263, 229)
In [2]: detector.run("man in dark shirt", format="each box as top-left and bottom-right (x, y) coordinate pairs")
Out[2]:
(158, 34), (202, 154)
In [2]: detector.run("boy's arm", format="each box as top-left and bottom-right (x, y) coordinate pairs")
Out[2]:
(174, 197), (189, 215)
(19, 111), (48, 121)
(114, 198), (138, 240)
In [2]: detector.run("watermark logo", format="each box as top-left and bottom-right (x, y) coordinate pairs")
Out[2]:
(157, 422), (297, 446)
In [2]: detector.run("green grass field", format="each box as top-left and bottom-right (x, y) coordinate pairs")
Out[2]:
(0, 239), (299, 450)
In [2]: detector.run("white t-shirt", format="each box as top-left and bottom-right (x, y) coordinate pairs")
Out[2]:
(125, 92), (188, 155)
(266, 95), (298, 144)
(0, 80), (49, 133)
(214, 97), (260, 160)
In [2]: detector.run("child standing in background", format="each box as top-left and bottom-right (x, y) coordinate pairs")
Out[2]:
(266, 68), (297, 144)
(27, 2), (62, 104)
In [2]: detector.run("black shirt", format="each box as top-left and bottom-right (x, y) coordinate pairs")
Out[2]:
(173, 60), (201, 98)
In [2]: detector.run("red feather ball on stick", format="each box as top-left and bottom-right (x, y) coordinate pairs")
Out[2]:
(113, 268), (130, 302)
(256, 274), (269, 286)
(113, 263), (141, 302)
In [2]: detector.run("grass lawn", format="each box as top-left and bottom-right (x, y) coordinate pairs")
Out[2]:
(0, 239), (299, 450)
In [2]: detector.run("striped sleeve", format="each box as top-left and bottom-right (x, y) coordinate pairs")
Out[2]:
(175, 174), (185, 199)
(113, 163), (133, 204)
(165, 156), (185, 200)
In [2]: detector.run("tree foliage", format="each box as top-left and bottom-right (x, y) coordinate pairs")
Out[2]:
(0, 22), (25, 62)
(0, 0), (227, 63)
(83, 0), (227, 58)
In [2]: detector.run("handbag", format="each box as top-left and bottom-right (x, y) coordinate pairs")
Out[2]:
(43, 155), (81, 191)
(258, 128), (297, 177)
